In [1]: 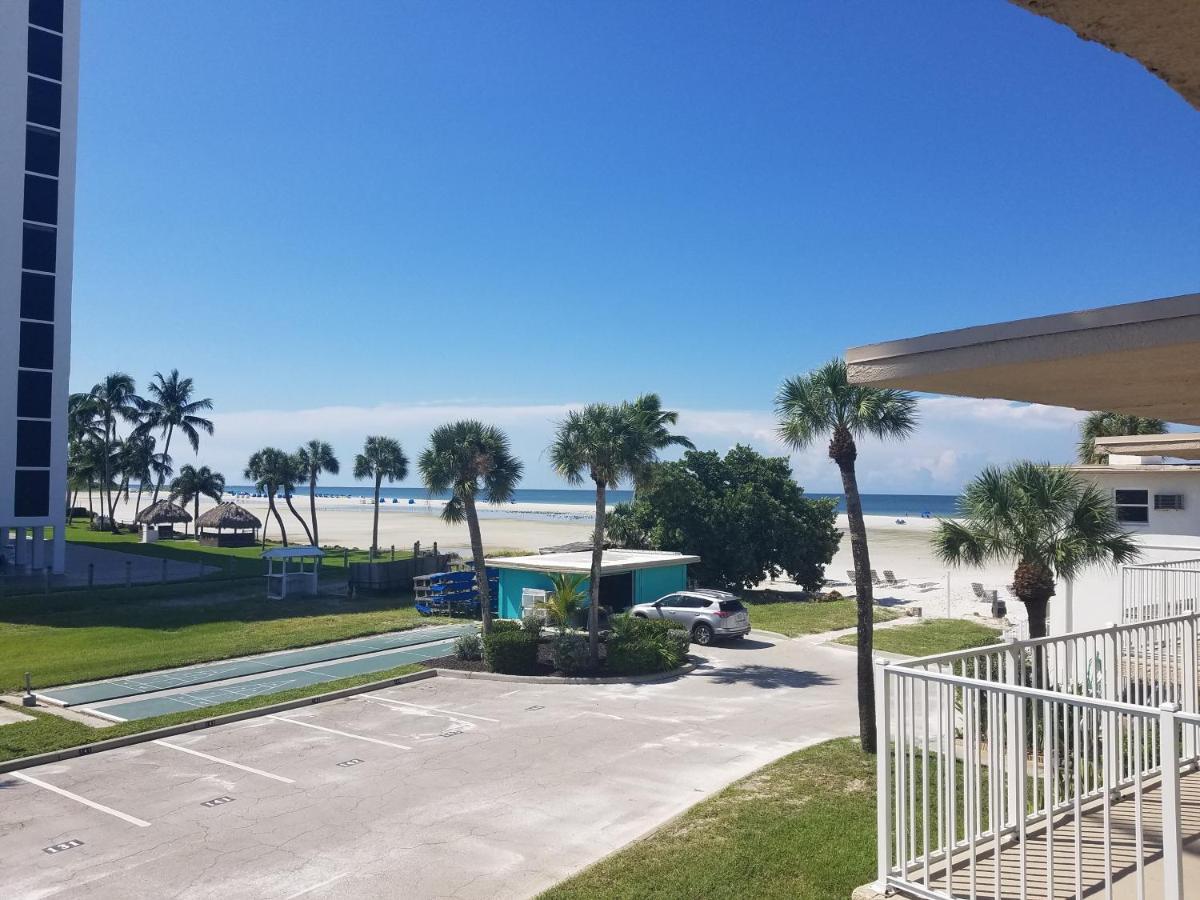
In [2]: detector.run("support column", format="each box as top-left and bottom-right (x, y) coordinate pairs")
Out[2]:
(13, 527), (28, 572)
(30, 527), (45, 571)
(52, 524), (66, 575)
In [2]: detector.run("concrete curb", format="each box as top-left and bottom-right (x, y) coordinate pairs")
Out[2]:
(431, 660), (699, 685)
(0, 668), (438, 775)
(749, 628), (791, 640)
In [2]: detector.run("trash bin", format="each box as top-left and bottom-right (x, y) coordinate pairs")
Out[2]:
(991, 591), (1006, 619)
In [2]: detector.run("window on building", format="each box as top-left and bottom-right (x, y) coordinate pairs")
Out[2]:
(23, 173), (57, 225)
(25, 125), (60, 176)
(20, 272), (54, 321)
(17, 370), (53, 418)
(27, 26), (63, 80)
(29, 0), (65, 33)
(19, 321), (54, 369)
(1154, 494), (1185, 511)
(1115, 489), (1150, 524)
(14, 469), (51, 518)
(16, 420), (52, 468)
(22, 222), (56, 272)
(26, 76), (61, 128)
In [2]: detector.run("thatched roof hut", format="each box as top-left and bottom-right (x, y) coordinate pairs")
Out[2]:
(135, 500), (193, 526)
(196, 502), (262, 547)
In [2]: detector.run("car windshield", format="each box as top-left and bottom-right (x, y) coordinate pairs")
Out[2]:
(718, 600), (745, 613)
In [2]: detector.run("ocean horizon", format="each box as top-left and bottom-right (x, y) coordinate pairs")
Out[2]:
(224, 486), (961, 518)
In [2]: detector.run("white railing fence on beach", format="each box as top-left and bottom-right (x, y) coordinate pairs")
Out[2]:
(1121, 559), (1200, 623)
(876, 613), (1200, 900)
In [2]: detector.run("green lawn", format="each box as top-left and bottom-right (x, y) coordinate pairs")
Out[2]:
(0, 582), (454, 691)
(0, 662), (423, 764)
(745, 593), (898, 637)
(539, 737), (877, 900)
(837, 618), (1001, 657)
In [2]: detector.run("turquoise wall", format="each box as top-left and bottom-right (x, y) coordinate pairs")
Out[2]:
(634, 564), (687, 604)
(497, 562), (689, 618)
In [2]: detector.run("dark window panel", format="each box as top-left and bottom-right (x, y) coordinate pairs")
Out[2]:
(29, 0), (64, 33)
(27, 26), (62, 80)
(14, 470), (51, 519)
(16, 421), (52, 468)
(26, 76), (61, 128)
(20, 272), (54, 321)
(22, 223), (56, 272)
(25, 125), (60, 176)
(17, 370), (53, 418)
(19, 321), (54, 369)
(23, 174), (57, 225)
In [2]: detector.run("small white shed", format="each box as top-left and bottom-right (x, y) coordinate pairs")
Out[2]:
(262, 546), (324, 599)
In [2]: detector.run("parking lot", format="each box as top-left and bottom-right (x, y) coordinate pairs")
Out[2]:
(1, 633), (858, 900)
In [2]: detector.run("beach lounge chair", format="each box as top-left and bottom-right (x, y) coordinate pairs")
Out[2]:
(870, 569), (883, 585)
(846, 570), (857, 584)
(971, 582), (988, 601)
(883, 570), (905, 587)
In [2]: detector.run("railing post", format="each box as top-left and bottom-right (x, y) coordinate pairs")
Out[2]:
(874, 660), (891, 891)
(1005, 641), (1022, 825)
(1159, 702), (1183, 900)
(1184, 615), (1198, 763)
(1103, 622), (1121, 794)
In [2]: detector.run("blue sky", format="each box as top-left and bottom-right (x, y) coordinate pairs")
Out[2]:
(68, 1), (1200, 491)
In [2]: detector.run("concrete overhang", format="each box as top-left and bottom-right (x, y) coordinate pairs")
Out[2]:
(1010, 1), (1200, 111)
(1093, 433), (1200, 460)
(845, 293), (1200, 425)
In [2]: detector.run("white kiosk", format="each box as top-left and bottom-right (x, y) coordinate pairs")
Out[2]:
(263, 546), (324, 599)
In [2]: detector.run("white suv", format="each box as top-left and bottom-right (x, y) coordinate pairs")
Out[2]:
(629, 589), (751, 645)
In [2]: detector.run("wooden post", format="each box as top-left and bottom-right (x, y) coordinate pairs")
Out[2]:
(433, 541), (439, 570)
(391, 544), (395, 562)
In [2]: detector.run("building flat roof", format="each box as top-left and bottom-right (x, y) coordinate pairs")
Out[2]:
(485, 549), (700, 575)
(845, 293), (1200, 425)
(1094, 434), (1200, 460)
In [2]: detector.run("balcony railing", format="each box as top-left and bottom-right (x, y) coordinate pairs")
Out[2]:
(876, 612), (1199, 899)
(1122, 559), (1200, 622)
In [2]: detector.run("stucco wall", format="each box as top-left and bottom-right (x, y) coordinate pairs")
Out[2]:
(634, 565), (687, 604)
(496, 562), (691, 618)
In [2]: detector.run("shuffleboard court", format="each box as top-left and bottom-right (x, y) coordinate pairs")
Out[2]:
(38, 624), (474, 706)
(86, 638), (460, 721)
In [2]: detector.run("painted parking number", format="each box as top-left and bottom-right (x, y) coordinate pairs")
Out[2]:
(201, 796), (235, 808)
(44, 840), (84, 854)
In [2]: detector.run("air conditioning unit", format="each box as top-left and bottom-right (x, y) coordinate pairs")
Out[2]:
(1154, 494), (1185, 511)
(521, 588), (547, 610)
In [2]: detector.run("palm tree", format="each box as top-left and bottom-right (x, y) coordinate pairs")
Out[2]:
(1078, 412), (1168, 465)
(296, 440), (339, 547)
(933, 462), (1138, 643)
(538, 571), (588, 632)
(118, 431), (158, 520)
(418, 421), (524, 635)
(141, 370), (214, 505)
(776, 359), (917, 753)
(550, 400), (674, 665)
(169, 465), (226, 535)
(353, 436), (409, 556)
(244, 448), (292, 547)
(629, 393), (694, 490)
(90, 373), (142, 531)
(281, 453), (315, 545)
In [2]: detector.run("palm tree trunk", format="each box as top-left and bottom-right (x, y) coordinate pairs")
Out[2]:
(309, 473), (320, 547)
(463, 494), (492, 635)
(371, 476), (382, 556)
(151, 424), (173, 505)
(134, 482), (144, 521)
(268, 493), (287, 547)
(193, 495), (200, 538)
(103, 419), (116, 531)
(285, 491), (314, 545)
(836, 451), (877, 754)
(587, 476), (606, 666)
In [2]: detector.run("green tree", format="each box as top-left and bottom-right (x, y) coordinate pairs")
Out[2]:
(628, 393), (694, 488)
(550, 397), (683, 665)
(418, 421), (523, 634)
(776, 359), (917, 753)
(141, 369), (214, 505)
(296, 440), (340, 547)
(538, 572), (588, 631)
(606, 446), (841, 590)
(244, 448), (293, 547)
(117, 431), (158, 521)
(354, 436), (409, 556)
(933, 462), (1138, 642)
(169, 464), (226, 535)
(1077, 411), (1167, 465)
(90, 373), (142, 531)
(280, 453), (315, 545)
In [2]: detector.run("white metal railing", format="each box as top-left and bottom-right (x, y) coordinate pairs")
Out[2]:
(1122, 559), (1200, 622)
(876, 613), (1199, 900)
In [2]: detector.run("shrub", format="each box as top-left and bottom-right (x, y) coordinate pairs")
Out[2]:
(453, 633), (482, 661)
(488, 619), (522, 634)
(483, 630), (540, 675)
(823, 589), (843, 601)
(607, 615), (689, 675)
(551, 632), (589, 675)
(521, 611), (544, 637)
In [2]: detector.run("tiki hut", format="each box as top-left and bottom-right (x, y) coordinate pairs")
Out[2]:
(134, 500), (192, 540)
(196, 502), (262, 548)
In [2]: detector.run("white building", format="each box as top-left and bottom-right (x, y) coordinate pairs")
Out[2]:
(1, 0), (80, 574)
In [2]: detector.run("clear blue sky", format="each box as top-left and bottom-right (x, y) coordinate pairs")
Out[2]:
(68, 1), (1200, 491)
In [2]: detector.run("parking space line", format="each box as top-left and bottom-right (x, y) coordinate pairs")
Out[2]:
(265, 715), (412, 750)
(360, 696), (500, 723)
(152, 740), (296, 784)
(12, 772), (151, 827)
(285, 872), (350, 898)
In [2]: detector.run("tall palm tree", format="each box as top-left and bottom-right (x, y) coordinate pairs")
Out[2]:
(169, 465), (226, 536)
(281, 453), (315, 545)
(353, 436), (409, 556)
(418, 421), (524, 635)
(933, 463), (1138, 642)
(550, 400), (673, 665)
(1077, 411), (1168, 465)
(296, 440), (339, 547)
(244, 448), (292, 547)
(90, 373), (142, 531)
(118, 431), (158, 521)
(776, 359), (917, 753)
(141, 370), (214, 505)
(67, 392), (102, 445)
(628, 393), (694, 492)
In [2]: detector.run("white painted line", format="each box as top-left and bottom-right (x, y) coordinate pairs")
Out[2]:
(153, 740), (296, 784)
(499, 689), (520, 697)
(360, 696), (499, 723)
(79, 707), (127, 723)
(12, 772), (151, 828)
(285, 872), (350, 898)
(266, 715), (412, 750)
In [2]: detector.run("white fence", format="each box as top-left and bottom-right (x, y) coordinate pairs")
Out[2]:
(1121, 559), (1200, 622)
(877, 613), (1199, 900)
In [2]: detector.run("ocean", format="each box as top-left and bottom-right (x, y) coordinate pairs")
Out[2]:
(225, 485), (960, 518)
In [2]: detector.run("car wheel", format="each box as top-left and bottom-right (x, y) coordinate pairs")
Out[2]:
(692, 623), (714, 645)
(633, 613), (647, 619)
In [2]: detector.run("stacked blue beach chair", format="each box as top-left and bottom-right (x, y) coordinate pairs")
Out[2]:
(415, 568), (499, 617)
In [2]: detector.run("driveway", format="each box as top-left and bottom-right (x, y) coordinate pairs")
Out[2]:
(0, 632), (859, 899)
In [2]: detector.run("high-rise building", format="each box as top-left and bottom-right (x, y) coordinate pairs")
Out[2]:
(1, 0), (80, 575)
